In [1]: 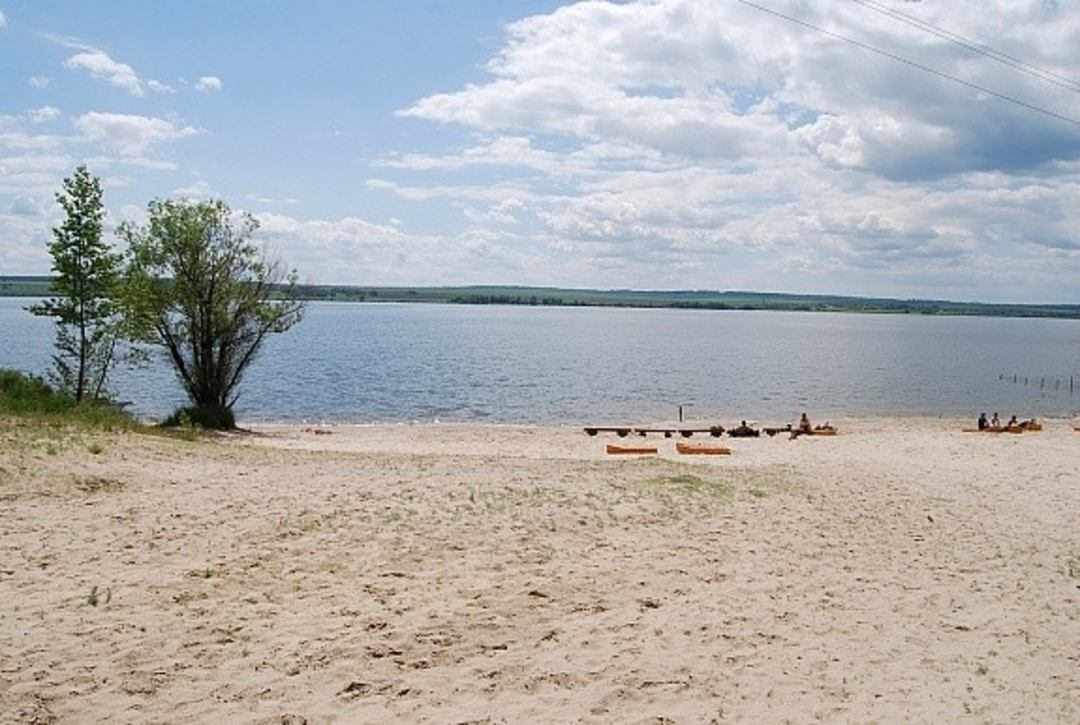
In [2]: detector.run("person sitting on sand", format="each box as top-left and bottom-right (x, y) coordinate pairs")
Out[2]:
(978, 412), (988, 430)
(791, 412), (813, 439)
(1007, 415), (1018, 427)
(729, 420), (761, 438)
(991, 412), (1000, 428)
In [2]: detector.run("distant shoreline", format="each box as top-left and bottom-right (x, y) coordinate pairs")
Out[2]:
(3, 277), (1079, 320)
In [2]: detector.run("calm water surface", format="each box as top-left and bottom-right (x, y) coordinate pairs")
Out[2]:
(2, 298), (1077, 423)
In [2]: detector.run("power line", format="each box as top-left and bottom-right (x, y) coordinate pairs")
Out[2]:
(852, 0), (1080, 93)
(735, 0), (1080, 127)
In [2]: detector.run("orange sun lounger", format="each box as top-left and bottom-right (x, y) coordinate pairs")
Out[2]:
(675, 441), (732, 455)
(606, 443), (658, 455)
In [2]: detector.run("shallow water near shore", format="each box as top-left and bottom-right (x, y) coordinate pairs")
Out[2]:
(2, 298), (1078, 423)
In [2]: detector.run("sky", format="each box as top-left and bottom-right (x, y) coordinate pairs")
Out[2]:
(1, 0), (1079, 303)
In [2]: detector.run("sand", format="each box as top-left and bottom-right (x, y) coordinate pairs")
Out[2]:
(1, 416), (1078, 723)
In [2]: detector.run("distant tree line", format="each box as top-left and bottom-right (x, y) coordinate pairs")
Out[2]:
(449, 294), (567, 306)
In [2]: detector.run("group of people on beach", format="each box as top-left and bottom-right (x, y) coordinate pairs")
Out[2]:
(977, 412), (1038, 430)
(724, 413), (829, 439)
(723, 413), (836, 439)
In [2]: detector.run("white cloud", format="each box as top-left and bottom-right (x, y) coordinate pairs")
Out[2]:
(74, 112), (199, 155)
(0, 212), (54, 275)
(85, 154), (178, 172)
(0, 10), (7, 29)
(27, 106), (61, 124)
(463, 197), (526, 226)
(0, 130), (65, 152)
(114, 203), (148, 227)
(64, 50), (144, 96)
(246, 193), (299, 205)
(378, 0), (1080, 300)
(28, 75), (50, 89)
(251, 212), (547, 286)
(173, 179), (212, 198)
(366, 178), (536, 204)
(402, 1), (1080, 174)
(0, 153), (73, 196)
(9, 195), (45, 217)
(0, 152), (58, 278)
(147, 79), (175, 94)
(102, 175), (132, 189)
(377, 136), (593, 178)
(195, 75), (223, 92)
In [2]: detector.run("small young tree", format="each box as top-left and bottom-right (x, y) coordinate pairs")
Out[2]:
(120, 199), (303, 429)
(28, 165), (122, 403)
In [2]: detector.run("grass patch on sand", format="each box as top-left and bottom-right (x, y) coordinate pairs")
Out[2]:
(86, 585), (112, 607)
(0, 368), (138, 431)
(631, 462), (802, 519)
(648, 472), (734, 498)
(73, 475), (125, 494)
(1067, 556), (1080, 580)
(643, 462), (799, 499)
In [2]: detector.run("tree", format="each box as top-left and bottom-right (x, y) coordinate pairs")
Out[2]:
(28, 165), (122, 403)
(120, 199), (303, 429)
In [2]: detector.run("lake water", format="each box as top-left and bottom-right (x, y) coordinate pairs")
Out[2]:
(2, 298), (1078, 424)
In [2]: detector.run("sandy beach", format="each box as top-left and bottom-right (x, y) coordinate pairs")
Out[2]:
(1, 416), (1078, 723)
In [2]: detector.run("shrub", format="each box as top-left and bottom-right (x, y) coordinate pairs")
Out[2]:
(162, 404), (235, 431)
(0, 368), (75, 414)
(0, 368), (137, 429)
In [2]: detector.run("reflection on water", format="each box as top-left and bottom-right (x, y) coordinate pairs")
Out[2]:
(2, 298), (1078, 423)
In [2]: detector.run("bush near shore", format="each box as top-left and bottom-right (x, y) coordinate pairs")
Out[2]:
(0, 368), (137, 430)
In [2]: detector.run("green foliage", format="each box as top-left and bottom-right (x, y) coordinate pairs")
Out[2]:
(0, 368), (73, 414)
(26, 166), (123, 403)
(0, 368), (136, 429)
(162, 404), (234, 432)
(119, 199), (303, 429)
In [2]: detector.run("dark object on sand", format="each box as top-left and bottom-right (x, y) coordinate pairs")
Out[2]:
(728, 421), (760, 438)
(585, 425), (725, 438)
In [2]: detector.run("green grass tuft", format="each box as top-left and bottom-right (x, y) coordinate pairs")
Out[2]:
(0, 368), (137, 430)
(648, 473), (733, 497)
(86, 585), (112, 607)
